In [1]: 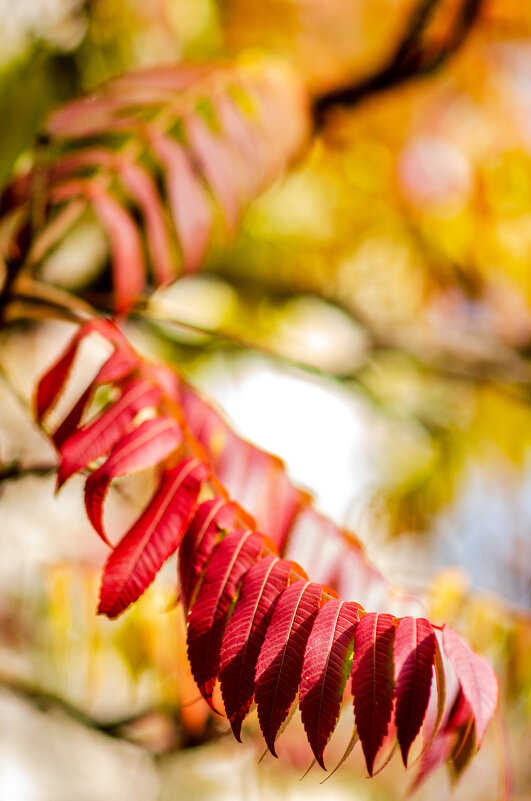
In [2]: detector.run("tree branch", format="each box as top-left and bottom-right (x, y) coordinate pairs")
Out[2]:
(313, 0), (483, 125)
(0, 461), (57, 485)
(136, 293), (531, 409)
(0, 671), (162, 743)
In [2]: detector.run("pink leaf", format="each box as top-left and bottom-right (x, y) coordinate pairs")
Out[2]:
(299, 599), (360, 769)
(351, 612), (396, 776)
(255, 580), (323, 756)
(98, 458), (205, 618)
(91, 190), (146, 313)
(219, 556), (292, 740)
(119, 159), (176, 285)
(185, 113), (242, 229)
(442, 625), (498, 746)
(150, 133), (212, 272)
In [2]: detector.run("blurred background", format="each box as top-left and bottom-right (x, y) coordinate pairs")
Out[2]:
(0, 0), (530, 799)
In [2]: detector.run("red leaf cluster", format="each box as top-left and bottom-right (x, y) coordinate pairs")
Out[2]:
(34, 320), (499, 782)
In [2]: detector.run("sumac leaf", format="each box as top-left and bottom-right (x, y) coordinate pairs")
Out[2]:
(442, 625), (498, 746)
(394, 616), (437, 767)
(179, 499), (241, 611)
(219, 556), (292, 741)
(84, 415), (183, 543)
(150, 134), (212, 272)
(57, 379), (161, 489)
(255, 580), (322, 756)
(35, 318), (131, 422)
(187, 529), (263, 707)
(351, 612), (396, 776)
(53, 348), (139, 448)
(98, 457), (205, 618)
(299, 599), (360, 769)
(91, 190), (146, 313)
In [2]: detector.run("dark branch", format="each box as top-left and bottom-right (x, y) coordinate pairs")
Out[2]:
(0, 672), (162, 743)
(313, 0), (483, 125)
(0, 461), (57, 485)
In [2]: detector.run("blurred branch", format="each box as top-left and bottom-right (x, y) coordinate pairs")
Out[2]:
(0, 671), (160, 743)
(8, 274), (531, 414)
(313, 0), (483, 125)
(0, 461), (57, 485)
(137, 293), (531, 408)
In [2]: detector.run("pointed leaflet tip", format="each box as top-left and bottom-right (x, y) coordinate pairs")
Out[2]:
(187, 529), (263, 706)
(254, 580), (323, 757)
(351, 612), (396, 776)
(394, 617), (437, 767)
(442, 625), (498, 747)
(299, 599), (359, 769)
(98, 458), (205, 618)
(219, 556), (292, 741)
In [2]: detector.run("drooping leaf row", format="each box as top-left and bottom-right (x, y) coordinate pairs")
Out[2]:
(35, 319), (499, 783)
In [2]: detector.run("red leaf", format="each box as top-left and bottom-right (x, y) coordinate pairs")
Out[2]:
(254, 580), (323, 756)
(442, 625), (498, 746)
(35, 318), (129, 422)
(98, 458), (205, 618)
(394, 616), (437, 767)
(409, 728), (454, 794)
(299, 599), (360, 769)
(35, 328), (82, 422)
(53, 348), (139, 448)
(219, 556), (292, 741)
(187, 529), (263, 707)
(57, 378), (161, 488)
(351, 612), (396, 776)
(84, 415), (183, 543)
(178, 499), (241, 611)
